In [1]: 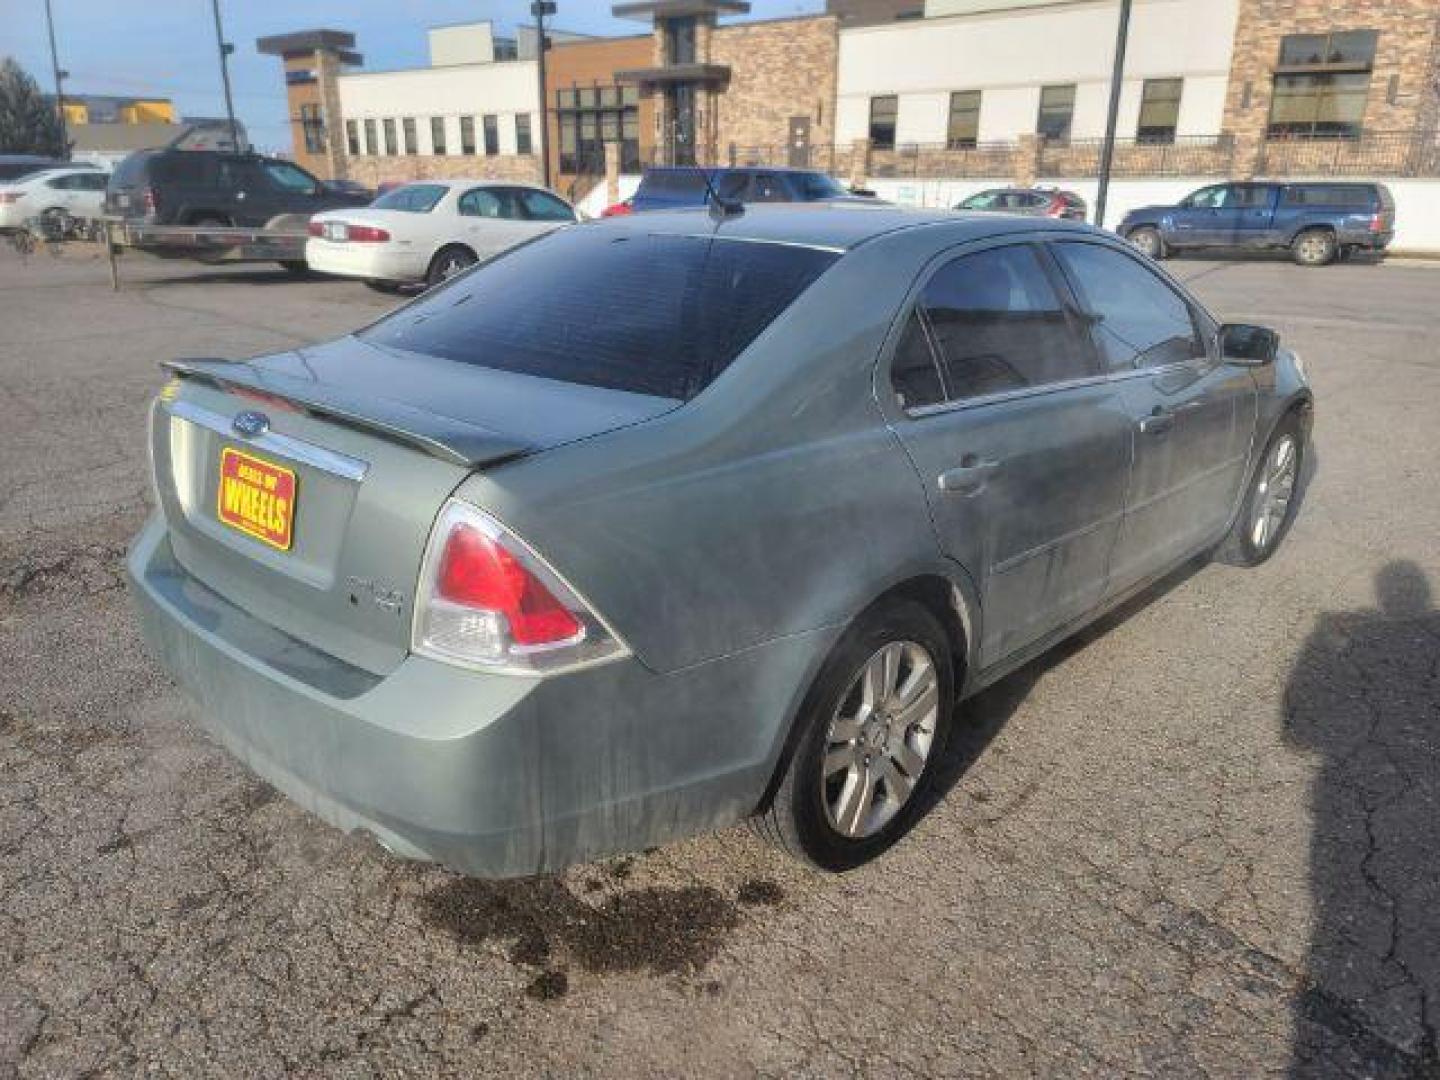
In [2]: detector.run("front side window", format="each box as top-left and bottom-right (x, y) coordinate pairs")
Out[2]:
(916, 244), (1091, 403)
(869, 96), (898, 150)
(1037, 85), (1076, 142)
(947, 90), (981, 149)
(382, 119), (397, 156)
(402, 118), (418, 155)
(1051, 242), (1204, 372)
(797, 172), (847, 200)
(431, 117), (447, 155)
(360, 231), (838, 400)
(482, 115), (499, 156)
(517, 188), (574, 221)
(262, 160), (318, 192)
(1137, 79), (1183, 144)
(1184, 184), (1225, 209)
(371, 183), (447, 213)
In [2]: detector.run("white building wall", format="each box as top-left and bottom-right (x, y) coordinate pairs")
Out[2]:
(338, 62), (538, 157)
(428, 22), (497, 67)
(837, 0), (1240, 145)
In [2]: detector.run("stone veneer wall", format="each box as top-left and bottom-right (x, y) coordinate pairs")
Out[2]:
(1222, 0), (1440, 172)
(708, 15), (839, 163)
(343, 153), (542, 188)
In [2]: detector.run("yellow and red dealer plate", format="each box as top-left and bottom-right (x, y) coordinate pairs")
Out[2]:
(217, 447), (297, 551)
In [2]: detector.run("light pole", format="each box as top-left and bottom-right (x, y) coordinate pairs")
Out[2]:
(209, 0), (240, 151)
(1094, 0), (1133, 230)
(532, 1), (556, 188)
(43, 0), (69, 157)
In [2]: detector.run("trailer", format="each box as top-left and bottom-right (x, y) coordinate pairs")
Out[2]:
(102, 213), (312, 289)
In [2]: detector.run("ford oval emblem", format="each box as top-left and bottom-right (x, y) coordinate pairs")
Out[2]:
(232, 410), (270, 438)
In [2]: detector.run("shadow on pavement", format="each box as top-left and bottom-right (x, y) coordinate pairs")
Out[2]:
(1285, 561), (1440, 1077)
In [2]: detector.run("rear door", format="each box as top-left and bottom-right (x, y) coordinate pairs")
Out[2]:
(1226, 184), (1278, 248)
(1049, 239), (1257, 594)
(885, 239), (1132, 668)
(456, 186), (537, 258)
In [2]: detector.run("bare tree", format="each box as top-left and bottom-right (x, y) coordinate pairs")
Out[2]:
(0, 57), (66, 157)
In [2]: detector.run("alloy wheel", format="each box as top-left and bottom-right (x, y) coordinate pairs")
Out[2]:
(1250, 434), (1297, 552)
(821, 641), (940, 839)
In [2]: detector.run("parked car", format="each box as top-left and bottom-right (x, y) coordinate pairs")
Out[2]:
(0, 155), (97, 183)
(104, 148), (369, 229)
(1118, 181), (1395, 266)
(129, 207), (1311, 878)
(306, 180), (579, 290)
(0, 166), (110, 231)
(322, 178), (375, 200)
(955, 187), (1087, 221)
(629, 165), (876, 212)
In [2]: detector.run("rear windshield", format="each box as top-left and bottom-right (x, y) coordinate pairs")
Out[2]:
(640, 169), (709, 196)
(795, 172), (849, 200)
(360, 228), (838, 400)
(372, 183), (447, 212)
(1281, 184), (1377, 209)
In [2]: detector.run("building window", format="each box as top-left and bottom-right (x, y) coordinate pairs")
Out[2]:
(515, 113), (532, 155)
(1037, 85), (1075, 142)
(482, 115), (499, 156)
(345, 119), (359, 156)
(1268, 30), (1378, 139)
(431, 117), (446, 155)
(402, 117), (418, 155)
(555, 84), (641, 174)
(947, 91), (981, 149)
(382, 118), (397, 156)
(869, 95), (897, 150)
(363, 119), (377, 156)
(666, 15), (697, 64)
(460, 116), (476, 155)
(1137, 78), (1183, 144)
(299, 103), (325, 154)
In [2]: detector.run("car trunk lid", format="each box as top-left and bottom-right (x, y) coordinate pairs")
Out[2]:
(152, 337), (678, 675)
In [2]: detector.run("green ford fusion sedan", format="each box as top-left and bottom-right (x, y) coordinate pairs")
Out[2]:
(129, 204), (1312, 877)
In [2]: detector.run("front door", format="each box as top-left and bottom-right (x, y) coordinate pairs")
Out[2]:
(787, 116), (812, 168)
(1168, 183), (1232, 248)
(885, 240), (1132, 669)
(1048, 239), (1258, 594)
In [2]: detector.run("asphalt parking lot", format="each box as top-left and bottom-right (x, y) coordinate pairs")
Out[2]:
(2, 240), (1438, 1079)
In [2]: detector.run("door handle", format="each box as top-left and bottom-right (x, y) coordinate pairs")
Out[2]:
(937, 458), (1000, 496)
(1138, 411), (1175, 436)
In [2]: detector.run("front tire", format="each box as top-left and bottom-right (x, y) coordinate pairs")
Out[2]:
(1129, 226), (1165, 260)
(1292, 228), (1336, 267)
(426, 245), (477, 287)
(753, 600), (954, 871)
(1216, 417), (1304, 567)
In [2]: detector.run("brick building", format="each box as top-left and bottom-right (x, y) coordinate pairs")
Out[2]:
(545, 34), (655, 199)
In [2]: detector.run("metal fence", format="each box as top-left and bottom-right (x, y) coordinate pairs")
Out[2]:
(1036, 135), (1235, 178)
(1258, 130), (1440, 178)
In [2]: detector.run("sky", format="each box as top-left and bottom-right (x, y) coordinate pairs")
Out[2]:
(4, 0), (823, 153)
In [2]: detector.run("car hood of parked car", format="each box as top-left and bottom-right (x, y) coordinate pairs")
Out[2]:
(165, 336), (681, 468)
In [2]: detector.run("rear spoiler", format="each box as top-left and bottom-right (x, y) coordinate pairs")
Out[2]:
(162, 357), (532, 469)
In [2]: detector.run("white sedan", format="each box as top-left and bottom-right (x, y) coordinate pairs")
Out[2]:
(0, 166), (109, 231)
(306, 179), (579, 289)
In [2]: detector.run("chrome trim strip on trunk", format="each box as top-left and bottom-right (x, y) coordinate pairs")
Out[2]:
(167, 399), (370, 482)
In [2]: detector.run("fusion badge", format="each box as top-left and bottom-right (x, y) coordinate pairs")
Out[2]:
(217, 448), (297, 551)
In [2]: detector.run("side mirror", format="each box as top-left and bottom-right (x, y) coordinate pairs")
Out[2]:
(1219, 323), (1279, 366)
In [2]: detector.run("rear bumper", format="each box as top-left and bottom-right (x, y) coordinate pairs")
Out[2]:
(127, 515), (831, 876)
(305, 238), (426, 283)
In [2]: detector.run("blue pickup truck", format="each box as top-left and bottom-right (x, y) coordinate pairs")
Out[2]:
(1118, 181), (1395, 266)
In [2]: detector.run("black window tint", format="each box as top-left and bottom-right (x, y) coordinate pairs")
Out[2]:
(715, 172), (748, 199)
(360, 231), (837, 400)
(921, 245), (1088, 401)
(1052, 242), (1204, 372)
(644, 169), (707, 195)
(1281, 183), (1375, 208)
(891, 311), (945, 410)
(1232, 185), (1272, 208)
(750, 172), (788, 202)
(517, 188), (574, 221)
(158, 154), (211, 185)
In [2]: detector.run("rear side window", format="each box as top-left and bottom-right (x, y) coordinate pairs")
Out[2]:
(1051, 242), (1204, 372)
(155, 154), (213, 185)
(1281, 184), (1376, 208)
(360, 230), (837, 400)
(797, 172), (848, 200)
(516, 189), (574, 221)
(914, 244), (1091, 402)
(372, 184), (447, 212)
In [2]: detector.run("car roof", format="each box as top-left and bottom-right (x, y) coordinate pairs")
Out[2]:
(645, 164), (828, 176)
(594, 203), (1092, 252)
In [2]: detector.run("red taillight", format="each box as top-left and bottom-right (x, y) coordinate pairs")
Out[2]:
(307, 220), (324, 237)
(1046, 194), (1066, 217)
(347, 224), (389, 242)
(601, 201), (633, 218)
(436, 524), (582, 646)
(1369, 213), (1384, 233)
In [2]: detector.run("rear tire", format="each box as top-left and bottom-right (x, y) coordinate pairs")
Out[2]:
(189, 214), (230, 229)
(752, 599), (955, 871)
(426, 245), (477, 287)
(364, 279), (404, 294)
(1215, 416), (1304, 567)
(1129, 226), (1165, 260)
(1292, 228), (1336, 267)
